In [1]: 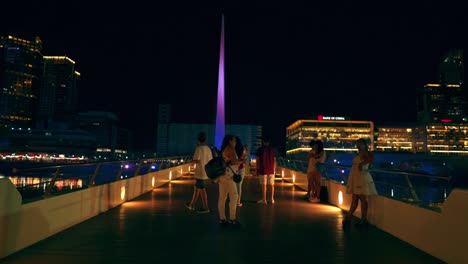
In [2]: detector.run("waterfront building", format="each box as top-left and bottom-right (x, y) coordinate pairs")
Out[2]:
(0, 35), (43, 128)
(74, 111), (131, 159)
(37, 56), (80, 127)
(422, 123), (468, 155)
(375, 123), (415, 152)
(2, 127), (96, 157)
(285, 116), (374, 159)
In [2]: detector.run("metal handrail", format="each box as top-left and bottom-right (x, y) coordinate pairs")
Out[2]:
(277, 156), (452, 211)
(8, 155), (193, 202)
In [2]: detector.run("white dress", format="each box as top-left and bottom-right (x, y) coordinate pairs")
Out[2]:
(346, 155), (378, 195)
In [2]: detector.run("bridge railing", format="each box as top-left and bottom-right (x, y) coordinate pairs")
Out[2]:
(8, 156), (193, 203)
(277, 156), (451, 212)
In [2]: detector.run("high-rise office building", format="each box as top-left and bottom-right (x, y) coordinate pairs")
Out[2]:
(417, 49), (468, 124)
(439, 49), (464, 86)
(0, 35), (43, 127)
(37, 56), (80, 127)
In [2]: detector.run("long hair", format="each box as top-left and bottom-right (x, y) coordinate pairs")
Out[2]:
(357, 138), (369, 150)
(315, 140), (324, 153)
(221, 134), (234, 151)
(235, 136), (244, 158)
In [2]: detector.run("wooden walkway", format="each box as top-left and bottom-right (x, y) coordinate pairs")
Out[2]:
(0, 175), (445, 264)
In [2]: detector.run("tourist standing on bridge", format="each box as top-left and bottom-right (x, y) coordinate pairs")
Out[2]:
(343, 138), (378, 227)
(256, 136), (277, 204)
(235, 136), (247, 207)
(306, 139), (326, 203)
(185, 132), (212, 213)
(218, 134), (241, 226)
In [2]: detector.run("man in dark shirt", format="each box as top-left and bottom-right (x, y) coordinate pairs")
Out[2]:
(256, 136), (277, 204)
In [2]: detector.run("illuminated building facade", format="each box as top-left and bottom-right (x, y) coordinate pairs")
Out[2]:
(423, 123), (468, 154)
(375, 125), (415, 152)
(37, 56), (80, 127)
(417, 49), (467, 124)
(0, 35), (43, 127)
(286, 116), (374, 158)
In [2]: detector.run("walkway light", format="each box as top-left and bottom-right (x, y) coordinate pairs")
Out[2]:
(152, 177), (155, 187)
(120, 186), (126, 200)
(338, 191), (343, 205)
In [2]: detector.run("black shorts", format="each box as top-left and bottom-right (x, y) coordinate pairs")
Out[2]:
(195, 179), (206, 189)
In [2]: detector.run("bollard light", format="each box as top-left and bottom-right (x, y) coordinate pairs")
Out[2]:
(338, 191), (343, 205)
(120, 186), (126, 201)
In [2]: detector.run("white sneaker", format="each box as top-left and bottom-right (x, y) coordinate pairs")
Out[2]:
(257, 200), (267, 204)
(271, 199), (275, 204)
(197, 208), (210, 214)
(185, 202), (195, 211)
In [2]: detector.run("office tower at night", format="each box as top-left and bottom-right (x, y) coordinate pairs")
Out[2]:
(417, 49), (468, 124)
(37, 56), (80, 127)
(0, 35), (43, 127)
(439, 49), (464, 86)
(414, 49), (468, 154)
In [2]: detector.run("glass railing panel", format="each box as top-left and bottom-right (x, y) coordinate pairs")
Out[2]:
(277, 156), (452, 212)
(2, 156), (193, 204)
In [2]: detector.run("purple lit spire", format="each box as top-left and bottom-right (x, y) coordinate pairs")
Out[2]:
(214, 14), (225, 150)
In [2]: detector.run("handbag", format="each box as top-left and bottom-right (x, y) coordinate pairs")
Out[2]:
(233, 172), (242, 183)
(227, 164), (242, 183)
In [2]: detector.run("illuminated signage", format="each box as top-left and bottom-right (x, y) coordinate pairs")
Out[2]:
(441, 119), (452, 123)
(318, 115), (346, 121)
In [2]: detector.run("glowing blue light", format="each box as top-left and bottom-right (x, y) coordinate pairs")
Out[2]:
(214, 15), (225, 150)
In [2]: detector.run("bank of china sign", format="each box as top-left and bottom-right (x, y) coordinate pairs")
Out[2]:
(317, 115), (346, 121)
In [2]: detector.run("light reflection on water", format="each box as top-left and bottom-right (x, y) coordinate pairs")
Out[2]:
(8, 176), (83, 191)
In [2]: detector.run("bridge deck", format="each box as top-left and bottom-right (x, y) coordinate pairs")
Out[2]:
(1, 175), (444, 264)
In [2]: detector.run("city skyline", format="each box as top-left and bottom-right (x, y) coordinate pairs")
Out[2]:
(1, 2), (468, 150)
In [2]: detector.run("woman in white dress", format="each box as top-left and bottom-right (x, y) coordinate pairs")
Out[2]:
(343, 138), (377, 227)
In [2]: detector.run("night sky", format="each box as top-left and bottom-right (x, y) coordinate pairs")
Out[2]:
(2, 2), (468, 151)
